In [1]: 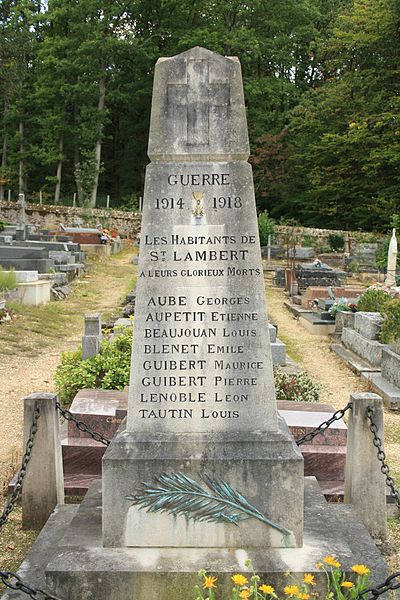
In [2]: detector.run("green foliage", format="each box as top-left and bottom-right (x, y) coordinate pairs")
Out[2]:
(273, 367), (321, 403)
(356, 287), (392, 313)
(328, 233), (344, 252)
(257, 211), (275, 246)
(380, 299), (400, 344)
(0, 220), (8, 232)
(301, 234), (316, 248)
(0, 267), (17, 292)
(54, 326), (132, 404)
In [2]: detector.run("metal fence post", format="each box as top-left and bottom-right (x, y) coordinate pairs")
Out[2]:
(344, 392), (387, 540)
(22, 393), (64, 530)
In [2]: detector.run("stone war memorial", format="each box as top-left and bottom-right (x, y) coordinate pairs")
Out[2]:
(7, 47), (387, 600)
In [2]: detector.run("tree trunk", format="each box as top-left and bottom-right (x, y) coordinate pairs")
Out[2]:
(18, 120), (25, 195)
(73, 143), (83, 205)
(0, 98), (8, 202)
(54, 135), (63, 203)
(90, 76), (106, 208)
(73, 105), (83, 204)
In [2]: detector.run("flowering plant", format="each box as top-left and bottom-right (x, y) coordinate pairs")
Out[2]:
(194, 557), (371, 599)
(273, 367), (321, 403)
(328, 298), (357, 317)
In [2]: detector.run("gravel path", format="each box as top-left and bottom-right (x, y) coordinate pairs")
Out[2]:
(0, 250), (135, 491)
(266, 286), (368, 409)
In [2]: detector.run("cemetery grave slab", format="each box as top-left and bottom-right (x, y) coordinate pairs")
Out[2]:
(330, 343), (382, 375)
(360, 372), (400, 411)
(1, 478), (388, 600)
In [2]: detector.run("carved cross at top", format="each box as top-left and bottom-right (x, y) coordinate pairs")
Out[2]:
(167, 59), (230, 146)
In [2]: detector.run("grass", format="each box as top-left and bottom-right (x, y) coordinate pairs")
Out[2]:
(0, 503), (38, 594)
(0, 248), (136, 357)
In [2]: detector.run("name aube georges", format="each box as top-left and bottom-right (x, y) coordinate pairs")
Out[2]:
(136, 171), (264, 423)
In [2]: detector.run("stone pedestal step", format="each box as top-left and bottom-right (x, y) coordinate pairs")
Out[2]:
(3, 478), (387, 600)
(331, 343), (381, 375)
(360, 372), (400, 411)
(299, 313), (336, 336)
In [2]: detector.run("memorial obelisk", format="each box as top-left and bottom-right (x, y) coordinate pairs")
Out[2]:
(102, 47), (303, 550)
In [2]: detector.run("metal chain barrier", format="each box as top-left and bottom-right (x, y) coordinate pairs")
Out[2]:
(359, 571), (400, 598)
(0, 404), (40, 531)
(55, 401), (110, 446)
(366, 405), (400, 509)
(296, 402), (352, 445)
(0, 571), (61, 600)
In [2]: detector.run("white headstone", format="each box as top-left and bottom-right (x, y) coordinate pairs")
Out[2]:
(385, 228), (398, 287)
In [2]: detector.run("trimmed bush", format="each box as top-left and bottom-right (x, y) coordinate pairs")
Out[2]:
(0, 267), (17, 292)
(380, 299), (400, 344)
(55, 326), (132, 404)
(356, 287), (392, 313)
(273, 367), (322, 403)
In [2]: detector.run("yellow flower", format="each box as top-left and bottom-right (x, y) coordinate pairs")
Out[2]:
(298, 594), (310, 600)
(341, 581), (354, 589)
(323, 556), (341, 568)
(316, 562), (323, 569)
(303, 574), (316, 585)
(203, 575), (217, 589)
(232, 574), (248, 586)
(284, 585), (300, 597)
(239, 590), (250, 599)
(259, 584), (275, 595)
(352, 564), (370, 576)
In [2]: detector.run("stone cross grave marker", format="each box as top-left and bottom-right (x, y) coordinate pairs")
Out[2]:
(103, 46), (303, 551)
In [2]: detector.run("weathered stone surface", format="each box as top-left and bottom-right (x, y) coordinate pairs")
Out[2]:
(100, 47), (305, 555)
(16, 479), (383, 600)
(268, 323), (277, 342)
(361, 372), (400, 411)
(103, 421), (303, 548)
(334, 311), (355, 334)
(148, 47), (249, 162)
(354, 311), (383, 341)
(344, 393), (387, 539)
(127, 159), (277, 434)
(271, 339), (286, 365)
(381, 346), (400, 388)
(342, 327), (385, 367)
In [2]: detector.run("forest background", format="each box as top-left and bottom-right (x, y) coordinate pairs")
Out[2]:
(0, 0), (399, 231)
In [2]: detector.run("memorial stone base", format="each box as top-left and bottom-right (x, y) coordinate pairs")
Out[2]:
(1, 478), (387, 600)
(102, 418), (304, 549)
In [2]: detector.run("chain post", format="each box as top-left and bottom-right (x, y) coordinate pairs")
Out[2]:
(344, 393), (387, 540)
(366, 405), (400, 510)
(295, 402), (352, 446)
(22, 393), (64, 530)
(0, 403), (40, 531)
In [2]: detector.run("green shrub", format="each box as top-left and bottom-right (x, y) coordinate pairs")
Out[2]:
(258, 211), (275, 246)
(301, 234), (316, 248)
(55, 326), (132, 404)
(0, 220), (7, 232)
(0, 267), (17, 292)
(356, 287), (392, 312)
(380, 299), (400, 344)
(328, 233), (344, 252)
(273, 367), (321, 403)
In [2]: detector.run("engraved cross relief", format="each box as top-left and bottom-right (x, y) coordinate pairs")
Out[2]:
(167, 59), (230, 145)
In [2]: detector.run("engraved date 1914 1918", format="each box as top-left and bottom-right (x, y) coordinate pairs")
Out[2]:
(155, 196), (242, 209)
